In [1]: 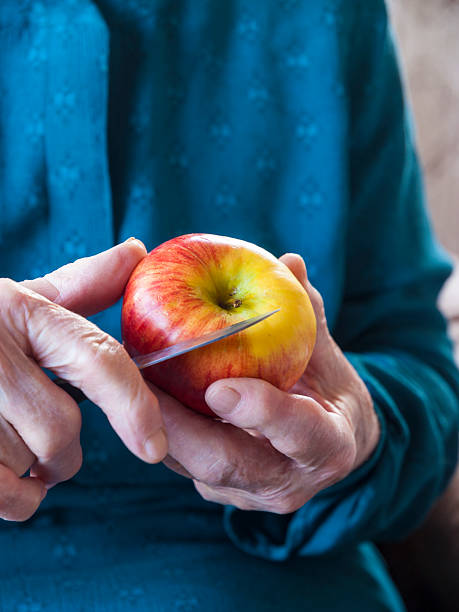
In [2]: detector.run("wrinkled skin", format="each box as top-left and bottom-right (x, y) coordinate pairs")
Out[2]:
(0, 243), (379, 522)
(157, 254), (380, 514)
(0, 240), (167, 522)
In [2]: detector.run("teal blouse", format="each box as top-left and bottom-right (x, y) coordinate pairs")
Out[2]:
(1, 1), (458, 611)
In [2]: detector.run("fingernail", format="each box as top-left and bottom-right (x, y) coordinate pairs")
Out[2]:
(206, 386), (240, 414)
(145, 428), (168, 462)
(125, 237), (145, 249)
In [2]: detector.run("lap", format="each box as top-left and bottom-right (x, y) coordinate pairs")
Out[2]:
(0, 500), (405, 612)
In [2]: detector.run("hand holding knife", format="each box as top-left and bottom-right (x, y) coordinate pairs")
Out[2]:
(54, 309), (280, 404)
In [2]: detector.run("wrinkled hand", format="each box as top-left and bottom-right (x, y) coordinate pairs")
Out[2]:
(0, 239), (167, 521)
(155, 254), (379, 514)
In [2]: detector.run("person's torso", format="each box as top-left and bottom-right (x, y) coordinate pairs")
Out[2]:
(0, 0), (350, 490)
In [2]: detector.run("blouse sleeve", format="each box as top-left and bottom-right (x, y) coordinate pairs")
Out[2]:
(223, 0), (459, 560)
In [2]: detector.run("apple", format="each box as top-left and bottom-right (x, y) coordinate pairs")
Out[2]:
(121, 234), (316, 416)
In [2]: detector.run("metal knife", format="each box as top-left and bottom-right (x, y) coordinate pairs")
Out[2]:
(54, 308), (280, 404)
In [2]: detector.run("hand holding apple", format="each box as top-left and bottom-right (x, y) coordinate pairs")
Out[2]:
(122, 234), (317, 415)
(150, 253), (380, 513)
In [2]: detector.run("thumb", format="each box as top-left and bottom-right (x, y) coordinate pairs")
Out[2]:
(21, 238), (147, 317)
(279, 253), (336, 371)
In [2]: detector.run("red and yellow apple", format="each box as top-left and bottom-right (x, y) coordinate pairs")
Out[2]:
(121, 234), (316, 416)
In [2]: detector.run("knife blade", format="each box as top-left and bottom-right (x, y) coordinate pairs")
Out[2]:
(132, 308), (280, 369)
(54, 308), (280, 404)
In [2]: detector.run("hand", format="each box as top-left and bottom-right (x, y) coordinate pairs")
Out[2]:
(155, 253), (379, 513)
(0, 239), (167, 522)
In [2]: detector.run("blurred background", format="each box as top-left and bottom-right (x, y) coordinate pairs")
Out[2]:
(388, 0), (459, 258)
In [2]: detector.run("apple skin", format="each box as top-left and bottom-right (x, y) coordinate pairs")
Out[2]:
(121, 234), (316, 416)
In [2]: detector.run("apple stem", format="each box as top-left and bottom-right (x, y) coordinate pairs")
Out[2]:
(221, 298), (243, 310)
(219, 287), (243, 310)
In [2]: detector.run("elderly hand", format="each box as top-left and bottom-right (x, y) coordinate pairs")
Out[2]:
(155, 253), (380, 513)
(0, 239), (167, 522)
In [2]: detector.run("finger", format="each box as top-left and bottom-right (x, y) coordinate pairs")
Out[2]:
(29, 435), (83, 487)
(279, 253), (341, 377)
(49, 329), (168, 464)
(0, 464), (46, 522)
(162, 455), (194, 479)
(0, 414), (36, 477)
(205, 377), (354, 466)
(279, 253), (309, 289)
(152, 383), (290, 491)
(280, 254), (378, 470)
(21, 238), (147, 317)
(0, 332), (83, 484)
(1, 280), (168, 465)
(279, 253), (328, 341)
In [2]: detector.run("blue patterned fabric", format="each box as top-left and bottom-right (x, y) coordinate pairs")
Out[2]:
(1, 1), (458, 610)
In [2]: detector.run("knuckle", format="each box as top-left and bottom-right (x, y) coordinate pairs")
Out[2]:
(0, 279), (27, 314)
(38, 412), (82, 461)
(232, 498), (255, 511)
(72, 446), (83, 477)
(258, 476), (307, 514)
(0, 278), (53, 329)
(196, 483), (216, 503)
(258, 396), (275, 423)
(88, 331), (126, 368)
(270, 493), (304, 515)
(201, 451), (237, 488)
(72, 327), (131, 386)
(62, 445), (83, 482)
(6, 504), (38, 523)
(0, 480), (39, 523)
(248, 381), (281, 423)
(74, 446), (83, 474)
(257, 379), (277, 404)
(310, 284), (324, 309)
(309, 284), (326, 320)
(0, 483), (18, 516)
(0, 277), (17, 298)
(232, 495), (267, 512)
